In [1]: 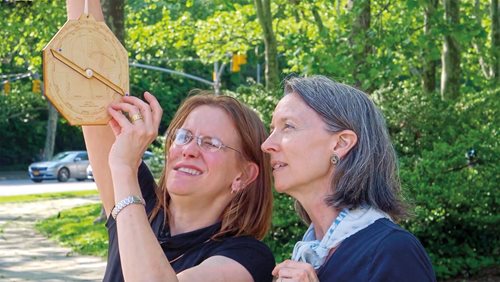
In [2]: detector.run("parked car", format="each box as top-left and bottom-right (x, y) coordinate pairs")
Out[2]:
(86, 151), (154, 181)
(28, 151), (89, 183)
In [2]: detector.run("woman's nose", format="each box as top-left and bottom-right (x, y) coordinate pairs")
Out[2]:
(182, 138), (201, 158)
(261, 134), (278, 153)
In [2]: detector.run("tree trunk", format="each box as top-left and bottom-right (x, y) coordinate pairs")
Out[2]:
(43, 102), (58, 160)
(472, 0), (493, 79)
(311, 5), (332, 47)
(254, 0), (280, 91)
(348, 0), (371, 91)
(441, 0), (461, 100)
(422, 0), (439, 93)
(101, 0), (125, 44)
(491, 0), (500, 83)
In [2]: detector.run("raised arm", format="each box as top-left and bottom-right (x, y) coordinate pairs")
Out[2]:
(67, 0), (114, 216)
(67, 0), (104, 21)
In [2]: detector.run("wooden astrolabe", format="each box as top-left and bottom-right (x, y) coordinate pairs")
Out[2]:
(42, 2), (128, 125)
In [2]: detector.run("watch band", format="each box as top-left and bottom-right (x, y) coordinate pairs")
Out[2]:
(111, 195), (146, 219)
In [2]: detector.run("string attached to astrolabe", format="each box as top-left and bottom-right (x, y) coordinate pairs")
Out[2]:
(84, 0), (89, 16)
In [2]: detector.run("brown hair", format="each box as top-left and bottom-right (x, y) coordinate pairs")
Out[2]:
(150, 91), (273, 240)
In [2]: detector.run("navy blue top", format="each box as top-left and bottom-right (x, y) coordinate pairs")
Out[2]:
(103, 162), (275, 282)
(316, 218), (436, 281)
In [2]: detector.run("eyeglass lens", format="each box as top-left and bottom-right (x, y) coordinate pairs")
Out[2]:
(173, 129), (222, 152)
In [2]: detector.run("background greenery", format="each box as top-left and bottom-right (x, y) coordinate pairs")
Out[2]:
(1, 0), (498, 280)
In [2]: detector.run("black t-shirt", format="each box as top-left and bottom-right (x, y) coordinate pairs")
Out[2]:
(103, 162), (275, 282)
(317, 218), (436, 282)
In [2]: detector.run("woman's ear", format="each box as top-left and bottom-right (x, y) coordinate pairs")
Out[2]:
(333, 130), (358, 159)
(231, 162), (259, 193)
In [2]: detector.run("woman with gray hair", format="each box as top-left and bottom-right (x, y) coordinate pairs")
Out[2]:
(262, 76), (435, 281)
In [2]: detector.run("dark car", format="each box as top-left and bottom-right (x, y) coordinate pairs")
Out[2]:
(28, 151), (90, 183)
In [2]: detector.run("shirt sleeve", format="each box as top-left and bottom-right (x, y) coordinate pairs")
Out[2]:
(370, 231), (437, 282)
(210, 236), (275, 282)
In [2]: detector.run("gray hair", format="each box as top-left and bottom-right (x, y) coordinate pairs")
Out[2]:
(284, 75), (407, 223)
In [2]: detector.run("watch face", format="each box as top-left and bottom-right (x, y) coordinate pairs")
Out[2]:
(43, 16), (129, 125)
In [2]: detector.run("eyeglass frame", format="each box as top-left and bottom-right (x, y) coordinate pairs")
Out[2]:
(170, 128), (242, 154)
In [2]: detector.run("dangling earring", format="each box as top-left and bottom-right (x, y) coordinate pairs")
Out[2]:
(330, 153), (340, 165)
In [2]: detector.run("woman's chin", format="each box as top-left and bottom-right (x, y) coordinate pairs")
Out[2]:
(273, 183), (289, 194)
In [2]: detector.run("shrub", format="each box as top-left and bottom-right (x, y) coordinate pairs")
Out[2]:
(379, 85), (500, 279)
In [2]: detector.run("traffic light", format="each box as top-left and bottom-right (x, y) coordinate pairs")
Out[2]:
(231, 54), (247, 72)
(32, 79), (41, 93)
(3, 81), (10, 95)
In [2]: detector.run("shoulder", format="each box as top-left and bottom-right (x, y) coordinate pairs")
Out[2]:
(207, 236), (275, 282)
(317, 220), (435, 282)
(369, 220), (437, 281)
(374, 219), (428, 255)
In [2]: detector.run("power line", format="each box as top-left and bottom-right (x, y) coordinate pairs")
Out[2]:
(129, 62), (214, 86)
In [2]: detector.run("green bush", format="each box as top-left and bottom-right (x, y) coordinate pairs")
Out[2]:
(263, 192), (306, 262)
(379, 86), (500, 279)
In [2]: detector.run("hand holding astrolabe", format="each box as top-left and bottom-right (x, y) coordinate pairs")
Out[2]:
(43, 13), (129, 125)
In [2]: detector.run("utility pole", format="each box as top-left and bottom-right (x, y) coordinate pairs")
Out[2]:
(213, 62), (226, 96)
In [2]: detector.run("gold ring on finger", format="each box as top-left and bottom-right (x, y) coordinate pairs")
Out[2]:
(130, 113), (143, 123)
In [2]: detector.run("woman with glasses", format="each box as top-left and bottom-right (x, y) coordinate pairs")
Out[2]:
(262, 76), (436, 282)
(69, 2), (274, 281)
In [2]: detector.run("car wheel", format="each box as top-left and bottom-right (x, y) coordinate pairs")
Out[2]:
(57, 168), (70, 182)
(31, 179), (42, 183)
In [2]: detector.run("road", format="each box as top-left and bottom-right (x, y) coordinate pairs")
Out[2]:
(0, 179), (97, 196)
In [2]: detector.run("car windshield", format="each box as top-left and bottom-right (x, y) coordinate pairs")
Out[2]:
(51, 152), (71, 161)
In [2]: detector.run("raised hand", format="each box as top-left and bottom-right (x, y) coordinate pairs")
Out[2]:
(107, 92), (163, 170)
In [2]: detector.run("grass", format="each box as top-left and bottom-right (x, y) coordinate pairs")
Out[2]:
(0, 189), (108, 256)
(0, 190), (98, 204)
(36, 203), (108, 257)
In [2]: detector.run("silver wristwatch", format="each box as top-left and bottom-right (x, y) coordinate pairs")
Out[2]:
(111, 195), (146, 219)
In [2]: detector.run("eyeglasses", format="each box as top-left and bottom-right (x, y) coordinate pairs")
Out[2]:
(172, 128), (241, 154)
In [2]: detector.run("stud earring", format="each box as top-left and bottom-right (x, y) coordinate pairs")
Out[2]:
(330, 153), (340, 165)
(231, 182), (241, 194)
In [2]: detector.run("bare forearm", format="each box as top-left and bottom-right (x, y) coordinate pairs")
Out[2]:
(66, 0), (104, 21)
(112, 166), (178, 282)
(82, 125), (115, 215)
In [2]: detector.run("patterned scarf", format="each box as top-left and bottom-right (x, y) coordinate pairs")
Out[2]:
(291, 206), (391, 269)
